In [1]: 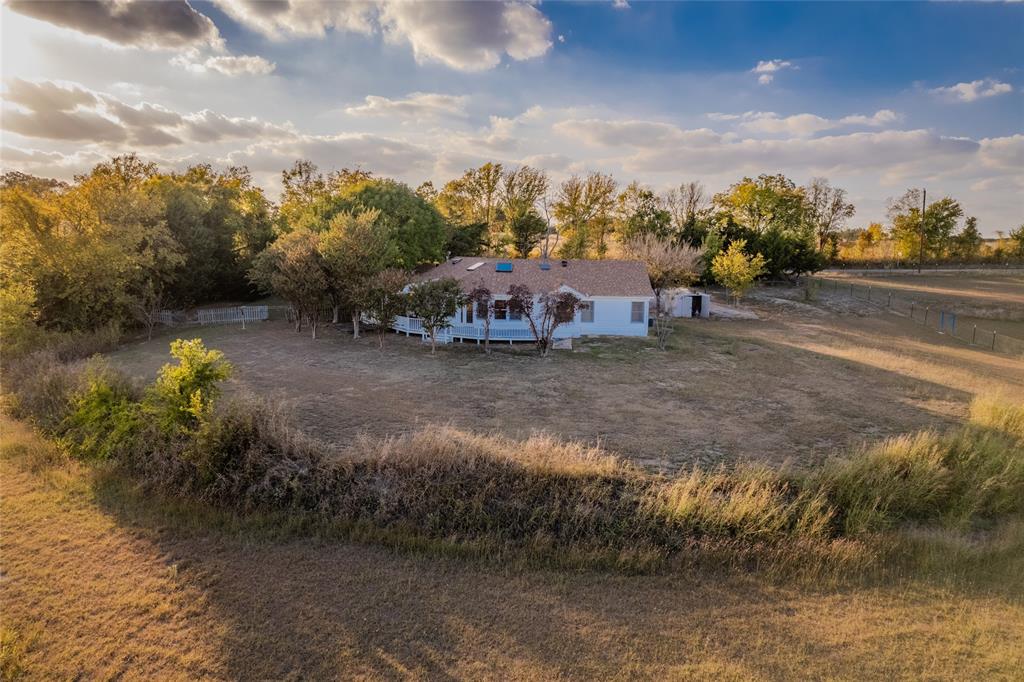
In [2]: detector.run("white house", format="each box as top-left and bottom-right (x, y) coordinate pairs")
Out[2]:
(392, 257), (655, 344)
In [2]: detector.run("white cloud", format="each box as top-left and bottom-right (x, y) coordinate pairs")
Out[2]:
(751, 59), (794, 85)
(379, 1), (552, 71)
(839, 109), (899, 126)
(225, 133), (435, 178)
(930, 78), (1013, 102)
(612, 0), (631, 8)
(704, 110), (902, 137)
(345, 92), (468, 118)
(1, 79), (292, 147)
(213, 0), (376, 39)
(553, 119), (719, 147)
(215, 0), (553, 72)
(6, 0), (222, 49)
(172, 53), (277, 76)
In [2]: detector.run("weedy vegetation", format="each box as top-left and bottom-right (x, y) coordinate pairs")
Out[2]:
(4, 339), (1022, 580)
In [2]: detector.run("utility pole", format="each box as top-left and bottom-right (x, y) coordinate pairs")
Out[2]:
(917, 188), (926, 274)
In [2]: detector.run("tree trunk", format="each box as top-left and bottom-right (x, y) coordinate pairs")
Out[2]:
(351, 311), (360, 339)
(332, 305), (339, 324)
(483, 319), (490, 354)
(430, 332), (436, 355)
(294, 310), (302, 333)
(311, 318), (318, 339)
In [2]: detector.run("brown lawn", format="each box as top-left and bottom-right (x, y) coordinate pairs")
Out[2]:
(3, 418), (1023, 681)
(105, 285), (1024, 471)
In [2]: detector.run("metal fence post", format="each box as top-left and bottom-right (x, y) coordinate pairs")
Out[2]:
(924, 306), (929, 325)
(910, 301), (915, 320)
(972, 325), (977, 345)
(887, 292), (892, 307)
(992, 331), (997, 351)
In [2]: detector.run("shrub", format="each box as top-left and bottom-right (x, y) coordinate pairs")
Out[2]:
(2, 350), (77, 432)
(146, 339), (232, 433)
(60, 358), (144, 461)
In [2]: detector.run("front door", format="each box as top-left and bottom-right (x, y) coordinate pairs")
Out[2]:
(465, 304), (474, 324)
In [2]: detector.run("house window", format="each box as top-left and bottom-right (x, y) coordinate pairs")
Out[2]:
(493, 300), (508, 320)
(631, 301), (645, 323)
(510, 307), (522, 321)
(465, 304), (473, 323)
(580, 301), (594, 323)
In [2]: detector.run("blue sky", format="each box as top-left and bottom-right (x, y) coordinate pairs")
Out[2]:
(2, 0), (1021, 233)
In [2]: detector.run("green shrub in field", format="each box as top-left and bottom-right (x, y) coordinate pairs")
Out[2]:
(2, 350), (77, 433)
(60, 359), (144, 461)
(146, 339), (232, 434)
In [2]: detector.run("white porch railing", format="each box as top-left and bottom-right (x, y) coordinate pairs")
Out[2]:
(392, 316), (582, 344)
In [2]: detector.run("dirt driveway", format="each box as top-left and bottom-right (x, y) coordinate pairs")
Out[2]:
(107, 290), (1024, 471)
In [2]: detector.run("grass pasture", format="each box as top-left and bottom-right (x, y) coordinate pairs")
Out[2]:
(3, 274), (1024, 679)
(105, 281), (1024, 471)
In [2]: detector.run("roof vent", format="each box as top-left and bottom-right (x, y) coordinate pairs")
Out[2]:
(466, 261), (484, 271)
(560, 259), (568, 268)
(451, 257), (463, 264)
(495, 262), (513, 273)
(539, 261), (551, 271)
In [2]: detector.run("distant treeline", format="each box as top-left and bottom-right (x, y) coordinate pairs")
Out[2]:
(4, 154), (1021, 355)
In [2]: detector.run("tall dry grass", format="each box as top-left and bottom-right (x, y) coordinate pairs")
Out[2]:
(2, 346), (1022, 575)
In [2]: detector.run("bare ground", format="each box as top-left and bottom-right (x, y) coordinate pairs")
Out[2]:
(107, 287), (1024, 471)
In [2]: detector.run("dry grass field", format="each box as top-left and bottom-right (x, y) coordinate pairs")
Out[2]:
(3, 418), (1023, 681)
(104, 282), (1024, 471)
(4, 277), (1024, 680)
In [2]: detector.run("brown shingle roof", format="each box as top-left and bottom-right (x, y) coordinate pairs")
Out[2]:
(414, 257), (655, 298)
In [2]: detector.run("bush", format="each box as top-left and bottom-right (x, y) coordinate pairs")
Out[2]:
(146, 339), (232, 433)
(2, 350), (77, 432)
(60, 359), (144, 461)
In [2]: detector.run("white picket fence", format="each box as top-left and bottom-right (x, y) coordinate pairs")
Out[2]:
(158, 305), (269, 327)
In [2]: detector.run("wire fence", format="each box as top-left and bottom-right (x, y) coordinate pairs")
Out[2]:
(807, 276), (1024, 358)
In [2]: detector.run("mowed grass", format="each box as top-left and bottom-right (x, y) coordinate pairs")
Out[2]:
(3, 416), (1023, 681)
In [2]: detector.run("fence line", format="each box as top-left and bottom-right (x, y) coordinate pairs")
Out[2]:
(157, 305), (269, 328)
(807, 276), (1024, 357)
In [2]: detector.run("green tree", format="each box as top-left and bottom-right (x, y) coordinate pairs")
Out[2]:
(146, 338), (232, 433)
(1008, 224), (1024, 260)
(615, 182), (672, 242)
(951, 217), (983, 262)
(711, 239), (767, 304)
(408, 277), (464, 354)
(330, 178), (447, 268)
(713, 174), (807, 236)
(888, 191), (963, 261)
(803, 177), (855, 253)
(552, 172), (617, 258)
(361, 268), (409, 349)
(318, 209), (398, 334)
(249, 230), (331, 338)
(507, 211), (549, 258)
(436, 163), (504, 248)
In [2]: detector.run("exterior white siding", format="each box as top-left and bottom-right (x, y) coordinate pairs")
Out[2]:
(576, 296), (649, 337)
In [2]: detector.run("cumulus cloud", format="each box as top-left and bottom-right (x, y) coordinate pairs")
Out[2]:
(6, 0), (221, 49)
(345, 92), (467, 118)
(171, 53), (277, 76)
(215, 0), (552, 72)
(739, 110), (900, 136)
(553, 119), (719, 148)
(182, 110), (295, 143)
(930, 78), (1013, 102)
(213, 0), (376, 39)
(752, 59), (794, 85)
(1, 79), (292, 147)
(378, 1), (552, 71)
